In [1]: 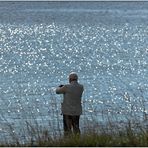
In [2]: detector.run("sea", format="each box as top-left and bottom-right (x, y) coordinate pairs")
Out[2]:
(0, 1), (148, 144)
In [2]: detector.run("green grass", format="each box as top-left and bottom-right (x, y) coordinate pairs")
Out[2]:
(22, 132), (148, 147)
(1, 124), (145, 147)
(0, 120), (148, 147)
(0, 109), (148, 147)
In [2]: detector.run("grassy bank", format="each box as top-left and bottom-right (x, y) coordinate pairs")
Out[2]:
(37, 133), (148, 147)
(1, 130), (148, 147)
(28, 131), (148, 147)
(0, 119), (148, 147)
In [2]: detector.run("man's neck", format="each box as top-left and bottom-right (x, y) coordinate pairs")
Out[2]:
(70, 80), (77, 84)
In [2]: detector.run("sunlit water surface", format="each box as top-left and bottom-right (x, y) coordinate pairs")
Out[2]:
(0, 1), (148, 143)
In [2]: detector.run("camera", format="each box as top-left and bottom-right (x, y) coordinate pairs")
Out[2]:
(59, 85), (64, 87)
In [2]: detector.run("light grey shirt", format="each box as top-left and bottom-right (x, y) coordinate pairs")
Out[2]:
(56, 81), (84, 115)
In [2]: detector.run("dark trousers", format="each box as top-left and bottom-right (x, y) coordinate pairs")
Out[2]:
(63, 114), (80, 136)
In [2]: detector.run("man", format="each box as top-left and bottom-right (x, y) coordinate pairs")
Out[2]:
(56, 72), (84, 136)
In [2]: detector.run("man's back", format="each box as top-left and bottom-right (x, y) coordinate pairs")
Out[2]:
(62, 81), (83, 115)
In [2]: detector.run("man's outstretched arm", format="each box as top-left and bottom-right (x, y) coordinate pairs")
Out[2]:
(56, 85), (67, 94)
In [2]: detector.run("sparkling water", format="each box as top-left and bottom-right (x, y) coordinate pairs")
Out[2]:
(0, 1), (148, 143)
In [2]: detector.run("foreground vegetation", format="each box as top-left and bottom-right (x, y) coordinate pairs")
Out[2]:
(1, 122), (148, 147)
(26, 132), (148, 147)
(1, 133), (148, 147)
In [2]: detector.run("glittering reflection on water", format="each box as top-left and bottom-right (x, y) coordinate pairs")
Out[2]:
(0, 22), (148, 142)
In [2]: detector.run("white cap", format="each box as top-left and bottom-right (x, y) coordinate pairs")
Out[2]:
(69, 72), (78, 80)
